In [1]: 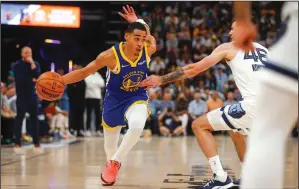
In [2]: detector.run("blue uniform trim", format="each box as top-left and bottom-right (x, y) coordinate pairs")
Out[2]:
(221, 112), (237, 130)
(264, 61), (298, 80)
(220, 106), (226, 111)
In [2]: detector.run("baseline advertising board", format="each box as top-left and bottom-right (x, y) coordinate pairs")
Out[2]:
(1, 3), (80, 28)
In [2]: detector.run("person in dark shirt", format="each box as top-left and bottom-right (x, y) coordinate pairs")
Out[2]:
(158, 107), (182, 136)
(67, 63), (86, 137)
(12, 46), (43, 154)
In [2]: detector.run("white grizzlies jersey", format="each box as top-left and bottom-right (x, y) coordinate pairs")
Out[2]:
(226, 42), (269, 102)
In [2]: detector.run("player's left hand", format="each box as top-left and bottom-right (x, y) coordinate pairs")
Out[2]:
(119, 5), (138, 23)
(139, 75), (162, 90)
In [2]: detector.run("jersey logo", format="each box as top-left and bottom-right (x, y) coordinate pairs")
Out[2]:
(138, 60), (146, 66)
(122, 64), (129, 68)
(121, 71), (145, 92)
(228, 103), (246, 119)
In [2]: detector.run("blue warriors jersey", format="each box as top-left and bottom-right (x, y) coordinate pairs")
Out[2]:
(102, 42), (150, 129)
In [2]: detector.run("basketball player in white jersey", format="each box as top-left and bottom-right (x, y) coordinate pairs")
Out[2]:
(232, 2), (298, 188)
(140, 21), (269, 188)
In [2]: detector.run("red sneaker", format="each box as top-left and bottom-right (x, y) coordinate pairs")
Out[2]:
(101, 160), (121, 186)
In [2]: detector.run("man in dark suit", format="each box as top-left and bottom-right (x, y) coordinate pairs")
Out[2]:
(13, 46), (43, 154)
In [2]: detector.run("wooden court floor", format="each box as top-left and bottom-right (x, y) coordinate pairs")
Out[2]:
(1, 136), (298, 189)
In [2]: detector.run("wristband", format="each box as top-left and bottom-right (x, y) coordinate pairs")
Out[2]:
(136, 19), (149, 28)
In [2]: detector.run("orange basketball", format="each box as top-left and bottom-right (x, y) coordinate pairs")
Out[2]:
(36, 71), (65, 101)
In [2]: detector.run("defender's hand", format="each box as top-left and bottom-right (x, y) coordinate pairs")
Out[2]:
(119, 5), (138, 23)
(139, 75), (162, 90)
(233, 21), (257, 52)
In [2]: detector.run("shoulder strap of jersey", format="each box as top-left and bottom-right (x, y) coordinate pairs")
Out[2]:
(111, 43), (121, 74)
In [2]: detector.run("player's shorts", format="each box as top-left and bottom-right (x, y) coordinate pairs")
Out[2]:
(207, 101), (252, 135)
(102, 94), (150, 130)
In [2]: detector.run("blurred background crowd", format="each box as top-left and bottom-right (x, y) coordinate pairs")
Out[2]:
(2, 1), (297, 145)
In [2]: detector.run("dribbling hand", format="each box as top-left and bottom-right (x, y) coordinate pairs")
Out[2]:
(118, 5), (138, 23)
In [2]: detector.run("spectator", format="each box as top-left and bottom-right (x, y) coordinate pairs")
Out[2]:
(202, 87), (211, 101)
(45, 102), (72, 139)
(211, 33), (221, 50)
(179, 45), (192, 61)
(166, 27), (178, 52)
(215, 65), (228, 93)
(179, 12), (190, 29)
(6, 85), (17, 113)
(158, 108), (183, 136)
(1, 82), (16, 144)
(224, 91), (237, 106)
(67, 63), (86, 137)
(188, 91), (208, 120)
(38, 100), (53, 143)
(13, 46), (42, 154)
(164, 11), (179, 27)
(151, 6), (165, 31)
(207, 90), (224, 111)
(84, 71), (105, 137)
(200, 31), (212, 49)
(152, 32), (165, 57)
(165, 3), (179, 15)
(191, 13), (204, 28)
(194, 80), (206, 94)
(204, 69), (217, 90)
(176, 102), (189, 136)
(178, 54), (193, 67)
(160, 92), (175, 113)
(7, 62), (15, 85)
(194, 45), (208, 61)
(178, 26), (191, 41)
(146, 91), (160, 135)
(150, 56), (166, 75)
(57, 68), (69, 112)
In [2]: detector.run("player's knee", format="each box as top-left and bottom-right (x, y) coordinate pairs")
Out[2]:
(127, 114), (147, 130)
(191, 116), (210, 132)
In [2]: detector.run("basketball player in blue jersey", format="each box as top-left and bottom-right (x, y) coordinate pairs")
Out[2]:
(62, 5), (156, 186)
(233, 2), (298, 189)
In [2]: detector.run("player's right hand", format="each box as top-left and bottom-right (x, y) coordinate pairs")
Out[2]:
(233, 21), (257, 52)
(139, 75), (162, 90)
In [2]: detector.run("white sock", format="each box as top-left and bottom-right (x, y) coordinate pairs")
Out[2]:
(104, 127), (121, 161)
(208, 155), (227, 182)
(241, 78), (298, 189)
(111, 104), (148, 162)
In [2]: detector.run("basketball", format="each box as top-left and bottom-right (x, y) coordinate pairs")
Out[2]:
(36, 71), (65, 101)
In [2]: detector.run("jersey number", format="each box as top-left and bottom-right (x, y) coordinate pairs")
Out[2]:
(244, 48), (268, 64)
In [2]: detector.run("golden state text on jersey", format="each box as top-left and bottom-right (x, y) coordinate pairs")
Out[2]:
(105, 42), (150, 96)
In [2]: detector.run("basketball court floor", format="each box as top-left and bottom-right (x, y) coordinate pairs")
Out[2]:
(1, 135), (298, 189)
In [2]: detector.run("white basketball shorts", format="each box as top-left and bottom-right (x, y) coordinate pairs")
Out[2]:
(207, 100), (254, 136)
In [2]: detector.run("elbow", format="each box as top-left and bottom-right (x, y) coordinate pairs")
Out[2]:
(152, 45), (157, 54)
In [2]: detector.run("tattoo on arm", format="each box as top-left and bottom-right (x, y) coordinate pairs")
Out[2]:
(161, 68), (185, 85)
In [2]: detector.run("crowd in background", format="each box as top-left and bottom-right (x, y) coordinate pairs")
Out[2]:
(1, 2), (297, 145)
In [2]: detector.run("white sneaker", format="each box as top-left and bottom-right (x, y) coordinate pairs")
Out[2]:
(85, 130), (92, 137)
(79, 130), (86, 136)
(33, 146), (44, 154)
(96, 130), (104, 137)
(14, 147), (26, 155)
(66, 130), (76, 138)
